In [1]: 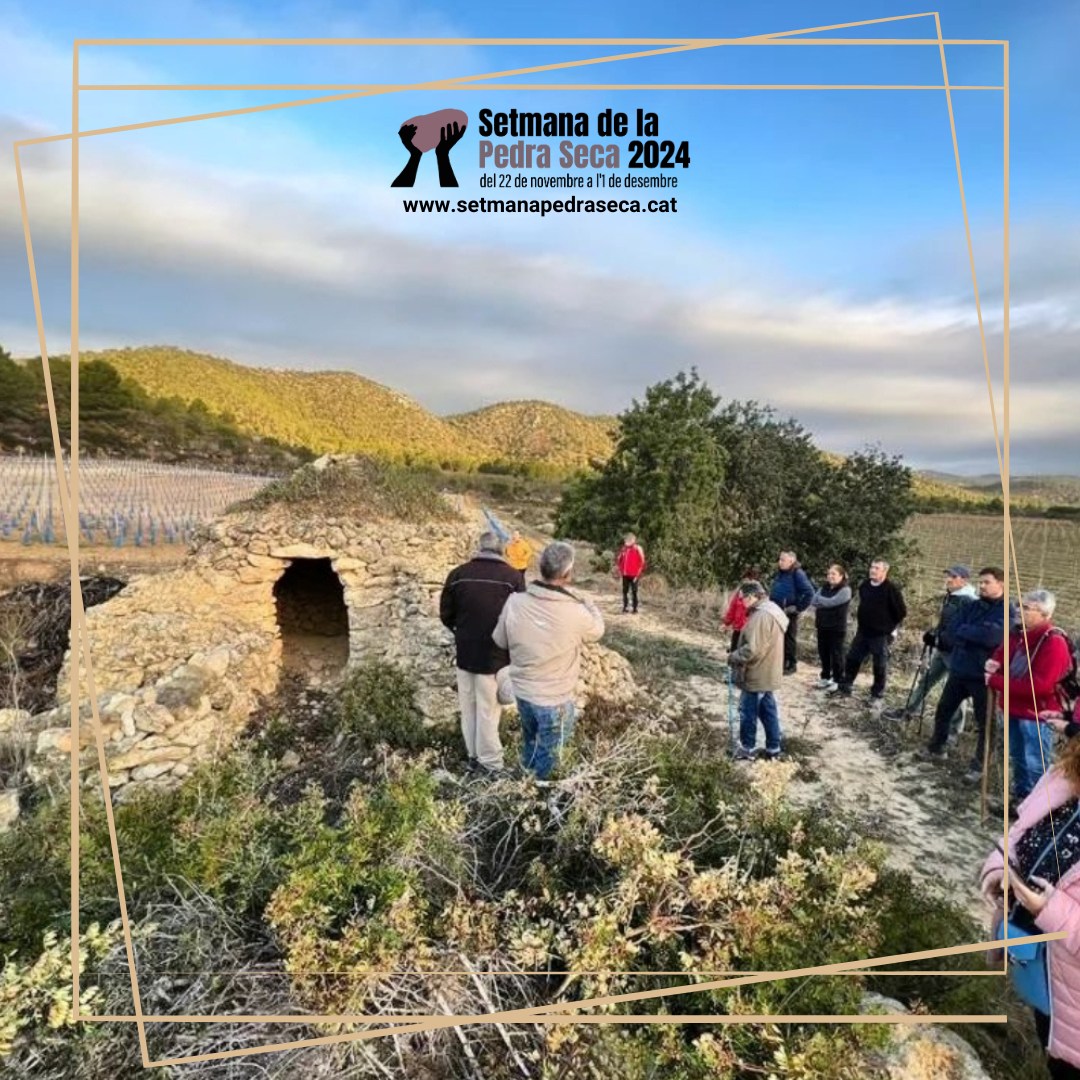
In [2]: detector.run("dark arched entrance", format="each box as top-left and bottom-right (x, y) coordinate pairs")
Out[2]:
(272, 558), (349, 680)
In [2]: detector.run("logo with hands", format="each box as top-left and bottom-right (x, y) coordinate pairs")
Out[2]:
(391, 108), (468, 188)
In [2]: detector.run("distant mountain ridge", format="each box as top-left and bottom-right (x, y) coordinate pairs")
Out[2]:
(919, 469), (1080, 507)
(12, 346), (1079, 505)
(64, 347), (619, 473)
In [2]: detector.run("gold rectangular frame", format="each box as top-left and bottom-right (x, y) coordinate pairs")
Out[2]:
(10, 10), (1028, 1069)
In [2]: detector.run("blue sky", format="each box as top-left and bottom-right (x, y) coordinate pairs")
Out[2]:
(2, 0), (1078, 473)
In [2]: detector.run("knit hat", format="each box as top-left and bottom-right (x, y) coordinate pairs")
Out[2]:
(944, 564), (972, 579)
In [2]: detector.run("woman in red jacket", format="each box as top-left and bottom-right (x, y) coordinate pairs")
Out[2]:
(616, 533), (646, 614)
(723, 566), (760, 650)
(986, 589), (1073, 802)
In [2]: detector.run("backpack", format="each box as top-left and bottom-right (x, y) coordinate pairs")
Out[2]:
(1049, 628), (1080, 711)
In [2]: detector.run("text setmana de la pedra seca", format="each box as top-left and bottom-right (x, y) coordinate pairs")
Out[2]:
(477, 107), (691, 170)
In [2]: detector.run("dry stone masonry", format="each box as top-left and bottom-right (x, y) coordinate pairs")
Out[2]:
(25, 479), (637, 803)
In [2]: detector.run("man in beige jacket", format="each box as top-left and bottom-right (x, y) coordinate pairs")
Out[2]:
(492, 541), (605, 779)
(728, 581), (789, 761)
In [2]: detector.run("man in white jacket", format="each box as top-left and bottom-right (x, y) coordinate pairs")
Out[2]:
(493, 541), (605, 779)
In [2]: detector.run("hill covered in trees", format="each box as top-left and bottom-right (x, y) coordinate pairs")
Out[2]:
(447, 400), (617, 474)
(918, 470), (1080, 513)
(78, 346), (485, 469)
(0, 347), (309, 472)
(5, 344), (1061, 515)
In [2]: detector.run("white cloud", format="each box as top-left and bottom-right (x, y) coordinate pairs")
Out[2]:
(6, 126), (1077, 474)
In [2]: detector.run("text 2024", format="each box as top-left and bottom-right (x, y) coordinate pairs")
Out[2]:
(627, 140), (691, 168)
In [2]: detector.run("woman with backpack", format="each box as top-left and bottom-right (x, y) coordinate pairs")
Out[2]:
(981, 733), (1080, 1078)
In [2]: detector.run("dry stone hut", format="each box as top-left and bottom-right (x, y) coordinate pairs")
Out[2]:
(30, 457), (636, 800)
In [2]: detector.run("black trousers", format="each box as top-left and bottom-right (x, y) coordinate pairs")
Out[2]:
(1035, 1010), (1080, 1078)
(730, 629), (742, 652)
(816, 625), (846, 681)
(783, 611), (799, 670)
(621, 575), (639, 612)
(841, 630), (889, 697)
(928, 672), (989, 763)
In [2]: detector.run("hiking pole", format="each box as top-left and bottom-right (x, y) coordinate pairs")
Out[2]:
(726, 663), (739, 753)
(981, 686), (996, 824)
(904, 641), (931, 724)
(916, 659), (934, 737)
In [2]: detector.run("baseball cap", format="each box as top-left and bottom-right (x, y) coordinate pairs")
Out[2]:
(944, 565), (971, 579)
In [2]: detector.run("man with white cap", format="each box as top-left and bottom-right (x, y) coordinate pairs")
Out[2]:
(887, 564), (976, 725)
(728, 580), (789, 760)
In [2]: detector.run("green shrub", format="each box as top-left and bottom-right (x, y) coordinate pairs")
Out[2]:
(264, 757), (459, 1012)
(0, 785), (180, 958)
(336, 660), (431, 752)
(2, 660), (1036, 1076)
(230, 455), (459, 521)
(169, 751), (301, 917)
(866, 868), (986, 1000)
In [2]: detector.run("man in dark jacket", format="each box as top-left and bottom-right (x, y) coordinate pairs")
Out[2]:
(830, 558), (907, 703)
(920, 567), (1009, 784)
(769, 551), (814, 675)
(439, 531), (526, 775)
(887, 564), (976, 723)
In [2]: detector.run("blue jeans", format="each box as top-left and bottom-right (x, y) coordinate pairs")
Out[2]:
(739, 690), (783, 755)
(1009, 715), (1056, 801)
(517, 698), (576, 779)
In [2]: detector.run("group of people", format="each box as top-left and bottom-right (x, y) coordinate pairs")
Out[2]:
(444, 527), (1077, 800)
(438, 530), (648, 780)
(719, 550), (1080, 1077)
(723, 551), (1078, 802)
(439, 525), (1080, 1074)
(439, 531), (604, 781)
(897, 563), (1077, 802)
(721, 552), (909, 760)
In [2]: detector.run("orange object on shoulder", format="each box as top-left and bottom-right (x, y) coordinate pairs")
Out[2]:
(505, 537), (532, 572)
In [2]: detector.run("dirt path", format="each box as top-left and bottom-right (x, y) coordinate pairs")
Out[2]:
(585, 583), (997, 926)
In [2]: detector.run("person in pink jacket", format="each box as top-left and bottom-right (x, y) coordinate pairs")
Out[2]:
(981, 736), (1080, 1077)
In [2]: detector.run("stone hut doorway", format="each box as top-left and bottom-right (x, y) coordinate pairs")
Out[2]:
(272, 558), (349, 681)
